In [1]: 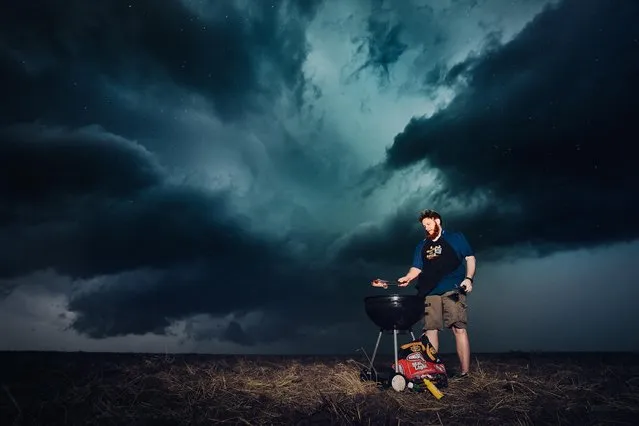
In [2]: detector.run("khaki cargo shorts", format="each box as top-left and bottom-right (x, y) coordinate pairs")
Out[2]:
(424, 290), (468, 330)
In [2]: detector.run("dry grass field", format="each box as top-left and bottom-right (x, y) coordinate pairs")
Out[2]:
(0, 350), (638, 425)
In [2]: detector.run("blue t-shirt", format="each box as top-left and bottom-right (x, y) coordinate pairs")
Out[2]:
(411, 229), (474, 296)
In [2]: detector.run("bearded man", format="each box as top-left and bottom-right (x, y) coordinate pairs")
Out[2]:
(372, 209), (476, 377)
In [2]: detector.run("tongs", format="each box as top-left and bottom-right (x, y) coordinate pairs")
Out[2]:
(371, 279), (400, 289)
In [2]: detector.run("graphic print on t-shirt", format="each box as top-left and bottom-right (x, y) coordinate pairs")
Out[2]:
(425, 244), (442, 260)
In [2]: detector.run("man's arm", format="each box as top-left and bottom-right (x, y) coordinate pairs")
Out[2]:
(461, 255), (476, 292)
(399, 267), (422, 284)
(456, 232), (476, 284)
(465, 255), (476, 280)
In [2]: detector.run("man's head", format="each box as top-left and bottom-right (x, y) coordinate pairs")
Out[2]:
(418, 209), (442, 240)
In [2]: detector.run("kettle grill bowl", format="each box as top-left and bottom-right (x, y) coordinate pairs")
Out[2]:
(364, 294), (424, 330)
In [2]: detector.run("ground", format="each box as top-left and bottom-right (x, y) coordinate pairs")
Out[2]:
(0, 351), (637, 425)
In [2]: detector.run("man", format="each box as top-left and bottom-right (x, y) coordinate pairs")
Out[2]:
(372, 209), (476, 377)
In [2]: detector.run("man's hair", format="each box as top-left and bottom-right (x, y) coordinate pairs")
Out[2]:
(418, 209), (442, 224)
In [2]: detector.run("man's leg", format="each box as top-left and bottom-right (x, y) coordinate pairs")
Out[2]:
(442, 292), (470, 374)
(452, 326), (470, 374)
(425, 329), (439, 352)
(423, 295), (443, 351)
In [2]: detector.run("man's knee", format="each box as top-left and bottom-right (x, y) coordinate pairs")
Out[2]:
(451, 325), (467, 335)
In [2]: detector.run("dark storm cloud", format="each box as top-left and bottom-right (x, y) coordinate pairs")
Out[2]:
(63, 245), (376, 342)
(0, 123), (362, 342)
(0, 0), (340, 344)
(346, 0), (639, 261)
(0, 120), (369, 343)
(350, 18), (408, 84)
(64, 260), (372, 342)
(0, 0), (321, 129)
(0, 124), (162, 205)
(330, 201), (424, 267)
(0, 124), (262, 279)
(183, 314), (311, 348)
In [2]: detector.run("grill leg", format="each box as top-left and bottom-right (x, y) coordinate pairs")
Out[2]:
(393, 327), (399, 373)
(369, 330), (383, 369)
(410, 329), (416, 341)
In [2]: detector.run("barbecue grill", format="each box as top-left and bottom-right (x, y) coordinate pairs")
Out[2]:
(363, 292), (424, 374)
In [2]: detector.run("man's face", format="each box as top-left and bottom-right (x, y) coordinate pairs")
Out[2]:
(421, 218), (441, 239)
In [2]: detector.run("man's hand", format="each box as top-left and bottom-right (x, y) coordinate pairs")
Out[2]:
(371, 279), (389, 289)
(460, 278), (473, 293)
(397, 267), (421, 287)
(397, 276), (412, 287)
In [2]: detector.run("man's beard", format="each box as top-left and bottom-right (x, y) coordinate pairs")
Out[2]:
(426, 223), (441, 240)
